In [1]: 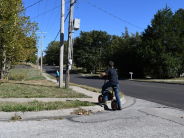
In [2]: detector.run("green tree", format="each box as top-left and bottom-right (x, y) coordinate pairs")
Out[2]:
(73, 30), (111, 73)
(111, 27), (144, 78)
(44, 41), (67, 65)
(141, 6), (184, 78)
(0, 0), (38, 79)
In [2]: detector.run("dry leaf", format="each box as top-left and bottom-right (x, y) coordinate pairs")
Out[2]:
(78, 112), (83, 115)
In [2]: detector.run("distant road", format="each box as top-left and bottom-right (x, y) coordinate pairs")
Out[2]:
(43, 65), (184, 110)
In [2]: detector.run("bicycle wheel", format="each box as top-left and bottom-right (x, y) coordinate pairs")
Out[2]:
(111, 100), (117, 111)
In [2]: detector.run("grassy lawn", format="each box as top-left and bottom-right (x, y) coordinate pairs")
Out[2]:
(0, 67), (91, 98)
(132, 77), (184, 84)
(70, 83), (124, 98)
(70, 83), (101, 93)
(0, 80), (91, 98)
(9, 68), (45, 81)
(0, 100), (95, 112)
(43, 71), (56, 79)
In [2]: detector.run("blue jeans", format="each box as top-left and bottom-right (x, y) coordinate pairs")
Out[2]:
(102, 81), (121, 107)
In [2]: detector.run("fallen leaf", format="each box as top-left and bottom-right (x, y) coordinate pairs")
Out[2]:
(78, 112), (83, 115)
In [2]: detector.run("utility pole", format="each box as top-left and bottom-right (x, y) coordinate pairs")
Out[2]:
(59, 0), (65, 88)
(66, 0), (76, 88)
(36, 31), (47, 75)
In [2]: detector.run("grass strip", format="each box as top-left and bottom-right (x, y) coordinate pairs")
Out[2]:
(70, 83), (124, 98)
(0, 100), (95, 112)
(0, 81), (91, 98)
(132, 79), (184, 84)
(70, 83), (101, 93)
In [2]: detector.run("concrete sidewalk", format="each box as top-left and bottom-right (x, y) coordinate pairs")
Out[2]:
(0, 73), (126, 121)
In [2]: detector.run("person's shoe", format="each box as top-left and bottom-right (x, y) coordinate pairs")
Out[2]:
(118, 106), (122, 110)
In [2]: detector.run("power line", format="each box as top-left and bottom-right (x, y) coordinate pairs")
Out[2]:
(53, 11), (71, 41)
(83, 0), (144, 30)
(47, 9), (60, 33)
(40, 0), (49, 30)
(44, 0), (58, 31)
(37, 0), (41, 23)
(31, 1), (70, 20)
(24, 0), (44, 10)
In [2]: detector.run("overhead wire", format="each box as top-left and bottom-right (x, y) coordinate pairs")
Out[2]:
(53, 11), (71, 41)
(37, 0), (41, 23)
(31, 1), (70, 20)
(24, 0), (44, 11)
(44, 0), (58, 31)
(40, 0), (49, 30)
(47, 9), (60, 33)
(83, 0), (144, 30)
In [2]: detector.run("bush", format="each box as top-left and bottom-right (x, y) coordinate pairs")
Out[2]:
(9, 72), (26, 81)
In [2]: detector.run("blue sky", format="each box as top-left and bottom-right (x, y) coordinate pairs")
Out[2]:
(23, 0), (184, 57)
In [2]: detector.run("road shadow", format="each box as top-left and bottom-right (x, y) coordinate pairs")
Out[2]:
(93, 102), (112, 111)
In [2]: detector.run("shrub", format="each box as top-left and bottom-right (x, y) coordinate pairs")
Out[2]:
(9, 72), (26, 81)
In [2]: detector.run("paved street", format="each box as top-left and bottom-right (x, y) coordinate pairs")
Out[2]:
(0, 96), (184, 138)
(43, 65), (184, 110)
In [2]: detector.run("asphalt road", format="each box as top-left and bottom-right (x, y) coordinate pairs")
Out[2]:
(43, 65), (184, 110)
(1, 97), (184, 138)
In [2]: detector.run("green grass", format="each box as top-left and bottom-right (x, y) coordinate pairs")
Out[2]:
(0, 81), (92, 98)
(70, 83), (124, 98)
(168, 77), (184, 80)
(43, 71), (56, 79)
(9, 68), (43, 81)
(70, 83), (101, 93)
(26, 76), (46, 81)
(0, 67), (92, 98)
(0, 100), (95, 112)
(132, 77), (184, 84)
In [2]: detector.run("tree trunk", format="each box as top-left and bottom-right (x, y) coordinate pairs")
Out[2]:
(1, 45), (6, 80)
(5, 60), (11, 79)
(95, 66), (97, 74)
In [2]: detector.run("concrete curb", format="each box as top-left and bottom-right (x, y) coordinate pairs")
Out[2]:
(0, 96), (126, 121)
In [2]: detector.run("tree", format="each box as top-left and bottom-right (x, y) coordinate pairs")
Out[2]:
(0, 0), (38, 79)
(141, 6), (184, 78)
(73, 29), (144, 77)
(110, 27), (144, 78)
(44, 40), (67, 65)
(73, 30), (111, 73)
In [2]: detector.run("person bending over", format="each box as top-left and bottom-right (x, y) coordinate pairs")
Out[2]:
(99, 61), (121, 110)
